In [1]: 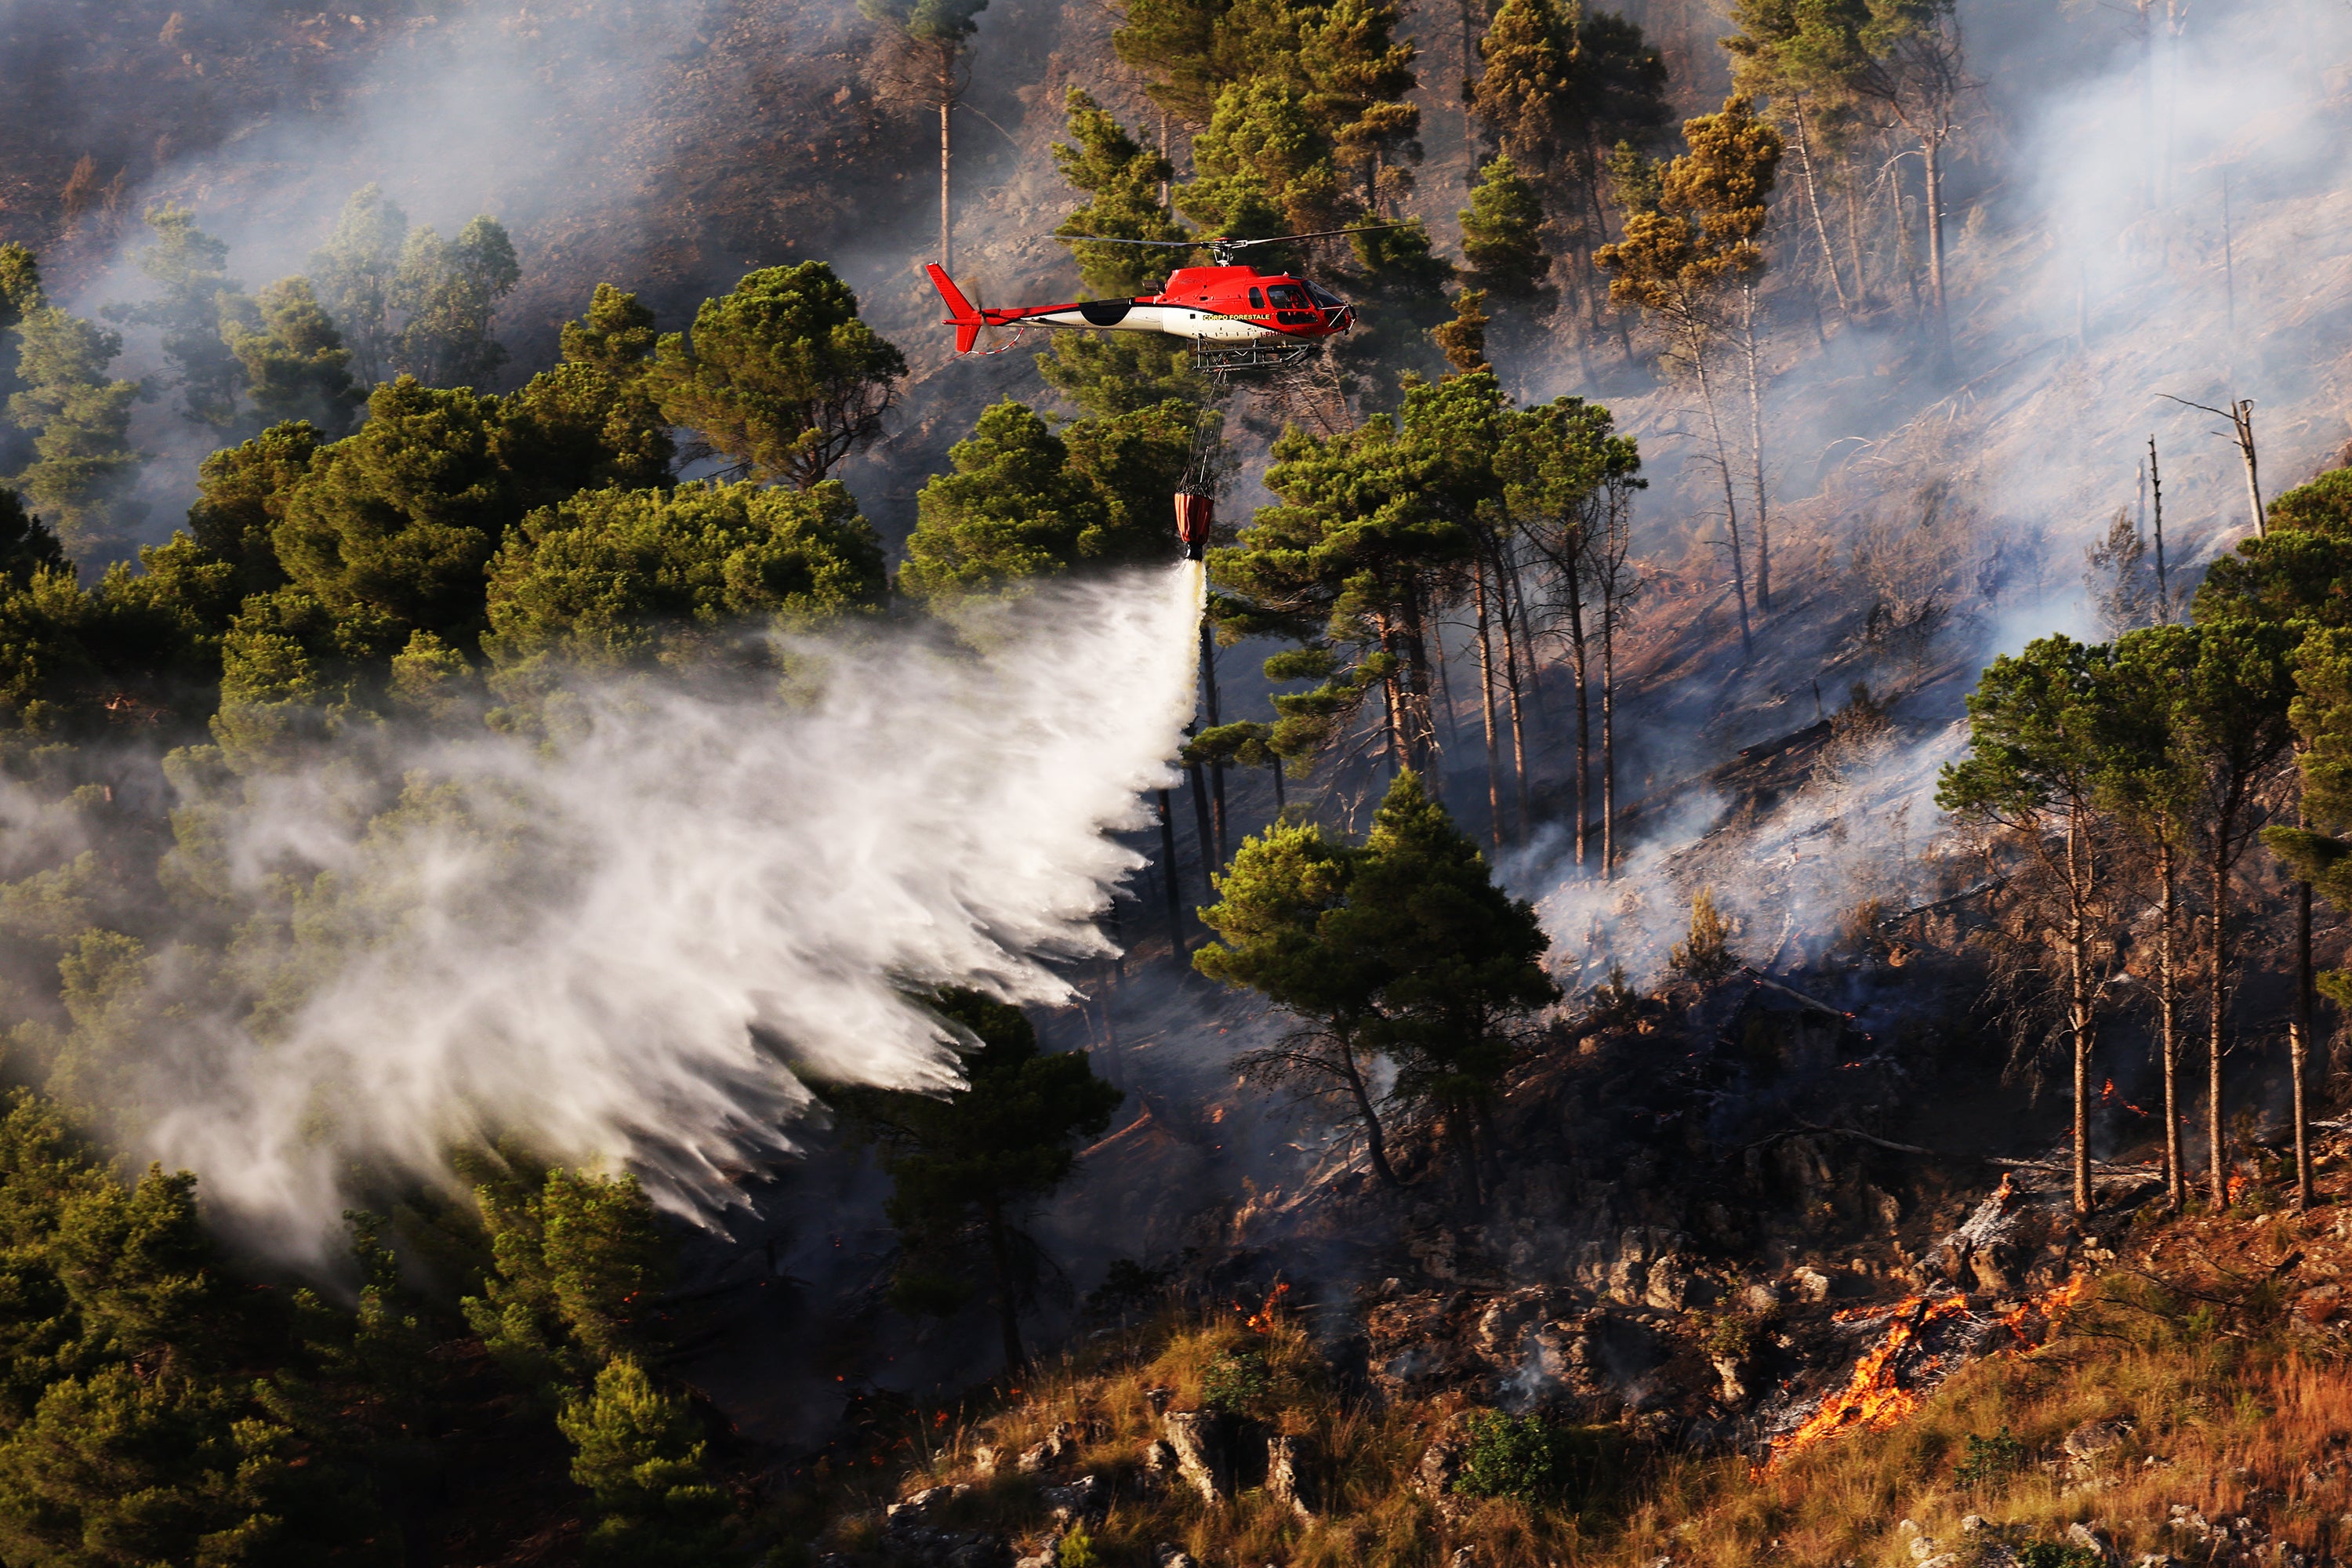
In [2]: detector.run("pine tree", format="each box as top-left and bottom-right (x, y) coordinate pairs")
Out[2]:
(1937, 636), (2132, 1216)
(826, 989), (1120, 1370)
(899, 398), (1197, 603)
(1054, 89), (1190, 296)
(186, 421), (319, 598)
(461, 1166), (674, 1392)
(1198, 771), (1555, 1200)
(223, 278), (365, 437)
(1455, 155), (1550, 366)
(648, 262), (906, 490)
(557, 1356), (731, 1566)
(561, 283), (660, 375)
(1597, 95), (1781, 642)
(391, 215), (521, 388)
(109, 202), (245, 431)
(1178, 78), (1347, 240)
(307, 183), (410, 386)
(1434, 288), (1490, 371)
(0, 244), (45, 479)
(6, 302), (144, 558)
(482, 480), (887, 684)
(1036, 334), (1210, 419)
(1459, 156), (1550, 303)
(860, 0), (993, 270)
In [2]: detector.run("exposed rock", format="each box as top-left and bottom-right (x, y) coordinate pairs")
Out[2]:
(1019, 1422), (1084, 1474)
(1711, 1354), (1748, 1404)
(1152, 1547), (1199, 1568)
(1141, 1437), (1178, 1478)
(1266, 1433), (1315, 1520)
(1142, 1385), (1175, 1414)
(887, 1485), (967, 1524)
(1038, 1474), (1107, 1524)
(2066, 1521), (2118, 1563)
(2063, 1417), (2136, 1465)
(972, 1443), (1004, 1475)
(1791, 1265), (1833, 1304)
(1737, 1282), (1783, 1315)
(1959, 1515), (1988, 1534)
(1162, 1411), (1229, 1504)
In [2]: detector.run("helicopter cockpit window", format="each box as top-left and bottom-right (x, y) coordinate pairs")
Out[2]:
(1305, 282), (1343, 309)
(1266, 284), (1306, 308)
(1249, 287), (1265, 309)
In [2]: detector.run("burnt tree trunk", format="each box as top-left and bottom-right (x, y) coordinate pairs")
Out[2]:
(1475, 569), (1504, 847)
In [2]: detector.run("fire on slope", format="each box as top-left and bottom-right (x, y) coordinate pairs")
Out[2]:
(1761, 1274), (2091, 1470)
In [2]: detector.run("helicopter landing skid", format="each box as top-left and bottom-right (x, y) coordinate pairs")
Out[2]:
(1192, 341), (1316, 373)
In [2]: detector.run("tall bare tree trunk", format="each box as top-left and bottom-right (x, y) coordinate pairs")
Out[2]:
(1844, 172), (1867, 303)
(1741, 285), (1771, 615)
(938, 52), (955, 270)
(2068, 815), (2094, 1217)
(1791, 99), (1851, 318)
(1475, 570), (1503, 847)
(1567, 574), (1590, 871)
(2209, 842), (2230, 1210)
(2295, 875), (2315, 1209)
(1601, 585), (1617, 881)
(1691, 343), (1754, 656)
(1341, 1036), (1399, 1186)
(1922, 135), (1950, 363)
(2158, 834), (2184, 1210)
(1495, 568), (1532, 833)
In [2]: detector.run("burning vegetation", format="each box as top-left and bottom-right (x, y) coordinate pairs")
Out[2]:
(2, 0), (2352, 1561)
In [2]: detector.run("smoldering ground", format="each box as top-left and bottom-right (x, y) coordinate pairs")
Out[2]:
(9, 564), (1205, 1261)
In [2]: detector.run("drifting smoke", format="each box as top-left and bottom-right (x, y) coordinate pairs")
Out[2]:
(97, 565), (1203, 1255)
(1512, 0), (2352, 975)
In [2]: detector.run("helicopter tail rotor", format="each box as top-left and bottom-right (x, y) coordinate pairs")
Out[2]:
(925, 264), (986, 354)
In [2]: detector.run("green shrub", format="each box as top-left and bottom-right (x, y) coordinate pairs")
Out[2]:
(1954, 1425), (2025, 1489)
(2017, 1544), (2101, 1568)
(1057, 1521), (1101, 1568)
(1450, 1412), (1615, 1506)
(1200, 1349), (1270, 1417)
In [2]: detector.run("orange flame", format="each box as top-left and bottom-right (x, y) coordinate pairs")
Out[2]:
(2227, 1172), (2249, 1204)
(1238, 1282), (1290, 1334)
(1990, 1274), (2091, 1348)
(1762, 1294), (1969, 1468)
(1760, 1276), (2089, 1475)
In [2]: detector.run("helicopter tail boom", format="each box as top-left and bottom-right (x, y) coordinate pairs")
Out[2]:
(924, 264), (987, 354)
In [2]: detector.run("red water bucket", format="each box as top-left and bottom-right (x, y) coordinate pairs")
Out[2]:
(1174, 491), (1214, 561)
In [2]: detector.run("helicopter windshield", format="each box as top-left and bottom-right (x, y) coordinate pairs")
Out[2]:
(1304, 281), (1343, 309)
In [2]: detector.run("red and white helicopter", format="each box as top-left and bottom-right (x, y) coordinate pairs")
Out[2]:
(924, 227), (1397, 376)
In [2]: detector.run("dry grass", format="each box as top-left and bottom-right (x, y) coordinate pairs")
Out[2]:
(791, 1204), (2352, 1566)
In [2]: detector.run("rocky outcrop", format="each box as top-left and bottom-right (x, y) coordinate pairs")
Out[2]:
(1160, 1411), (1230, 1504)
(1266, 1432), (1315, 1519)
(868, 1486), (1010, 1568)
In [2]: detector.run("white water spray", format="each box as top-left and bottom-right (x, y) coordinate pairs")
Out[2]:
(132, 565), (1205, 1253)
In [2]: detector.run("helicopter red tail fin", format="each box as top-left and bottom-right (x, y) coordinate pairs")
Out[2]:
(925, 264), (985, 354)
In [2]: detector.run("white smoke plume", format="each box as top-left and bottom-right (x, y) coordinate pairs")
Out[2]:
(1512, 0), (2352, 974)
(125, 565), (1203, 1254)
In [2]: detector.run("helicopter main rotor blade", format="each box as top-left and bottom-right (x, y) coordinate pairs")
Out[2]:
(1214, 222), (1415, 249)
(1062, 221), (1413, 250)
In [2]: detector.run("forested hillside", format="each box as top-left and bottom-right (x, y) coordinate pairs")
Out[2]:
(0, 0), (2350, 1564)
